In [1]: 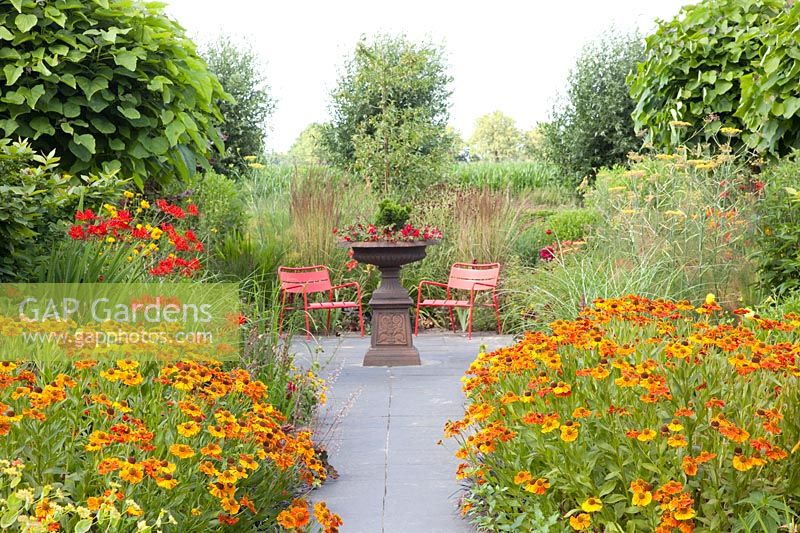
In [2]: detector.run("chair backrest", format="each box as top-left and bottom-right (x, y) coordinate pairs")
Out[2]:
(447, 262), (501, 291)
(278, 265), (332, 294)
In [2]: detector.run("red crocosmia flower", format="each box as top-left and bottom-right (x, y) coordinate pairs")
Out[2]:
(69, 225), (86, 240)
(155, 199), (186, 219)
(346, 259), (358, 271)
(539, 246), (555, 261)
(238, 314), (248, 325)
(194, 242), (204, 252)
(187, 204), (199, 216)
(131, 227), (149, 239)
(87, 222), (108, 237)
(75, 209), (95, 221)
(185, 230), (197, 242)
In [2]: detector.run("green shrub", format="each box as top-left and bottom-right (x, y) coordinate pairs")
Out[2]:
(375, 198), (411, 229)
(543, 29), (644, 185)
(0, 139), (123, 280)
(202, 36), (274, 175)
(0, 0), (228, 187)
(630, 0), (800, 154)
(545, 208), (600, 241)
(513, 208), (600, 266)
(184, 171), (247, 251)
(755, 156), (800, 295)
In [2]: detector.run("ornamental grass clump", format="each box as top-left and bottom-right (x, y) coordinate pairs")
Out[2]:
(447, 295), (799, 532)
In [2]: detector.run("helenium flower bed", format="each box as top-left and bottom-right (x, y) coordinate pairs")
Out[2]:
(447, 295), (800, 532)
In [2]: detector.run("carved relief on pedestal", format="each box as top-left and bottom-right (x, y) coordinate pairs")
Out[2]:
(375, 313), (408, 345)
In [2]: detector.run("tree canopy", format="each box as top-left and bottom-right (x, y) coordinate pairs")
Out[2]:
(321, 35), (453, 195)
(543, 30), (644, 184)
(203, 35), (274, 175)
(469, 111), (522, 161)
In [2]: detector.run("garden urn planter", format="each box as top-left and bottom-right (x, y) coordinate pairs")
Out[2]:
(343, 241), (437, 366)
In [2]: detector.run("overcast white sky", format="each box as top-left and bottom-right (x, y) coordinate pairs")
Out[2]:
(164, 0), (692, 152)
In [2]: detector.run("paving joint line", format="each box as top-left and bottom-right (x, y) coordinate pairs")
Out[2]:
(382, 370), (392, 533)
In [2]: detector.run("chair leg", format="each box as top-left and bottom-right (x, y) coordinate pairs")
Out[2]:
(414, 305), (421, 336)
(326, 309), (332, 335)
(449, 307), (456, 332)
(278, 293), (286, 337)
(304, 309), (311, 341)
(467, 305), (473, 340)
(494, 294), (502, 334)
(358, 303), (365, 337)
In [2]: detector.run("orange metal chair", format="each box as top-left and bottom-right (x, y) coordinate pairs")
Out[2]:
(278, 265), (364, 340)
(414, 262), (501, 340)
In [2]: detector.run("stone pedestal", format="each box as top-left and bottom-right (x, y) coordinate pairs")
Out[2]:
(346, 241), (436, 366)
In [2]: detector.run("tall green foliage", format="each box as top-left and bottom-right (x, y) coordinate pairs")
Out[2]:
(543, 30), (644, 185)
(755, 156), (800, 296)
(630, 0), (800, 154)
(321, 35), (454, 196)
(0, 0), (228, 187)
(202, 35), (274, 174)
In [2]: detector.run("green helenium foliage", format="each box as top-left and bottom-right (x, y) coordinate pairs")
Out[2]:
(629, 0), (800, 154)
(0, 0), (229, 187)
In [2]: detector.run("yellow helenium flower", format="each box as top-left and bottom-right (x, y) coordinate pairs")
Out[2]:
(581, 497), (602, 513)
(632, 491), (652, 506)
(514, 471), (533, 485)
(637, 428), (656, 442)
(177, 421), (201, 437)
(560, 422), (580, 442)
(569, 512), (592, 530)
(169, 444), (195, 459)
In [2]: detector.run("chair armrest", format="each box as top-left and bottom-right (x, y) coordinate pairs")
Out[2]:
(331, 281), (360, 291)
(419, 280), (449, 289)
(417, 280), (450, 302)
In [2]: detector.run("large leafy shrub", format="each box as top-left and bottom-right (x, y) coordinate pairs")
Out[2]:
(0, 138), (122, 280)
(202, 36), (274, 175)
(630, 0), (800, 154)
(0, 0), (228, 187)
(755, 155), (800, 296)
(542, 30), (644, 185)
(321, 35), (454, 196)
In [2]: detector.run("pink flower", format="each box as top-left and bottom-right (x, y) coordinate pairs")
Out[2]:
(539, 246), (555, 261)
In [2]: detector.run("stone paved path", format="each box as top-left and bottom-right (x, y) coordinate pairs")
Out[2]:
(293, 333), (514, 533)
